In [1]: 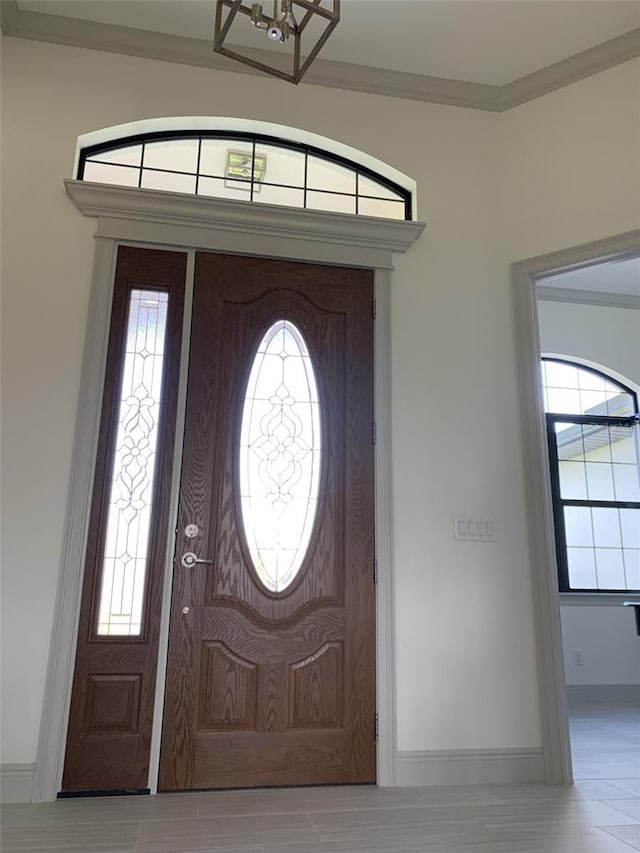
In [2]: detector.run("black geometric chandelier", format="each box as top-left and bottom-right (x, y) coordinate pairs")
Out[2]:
(214, 0), (341, 84)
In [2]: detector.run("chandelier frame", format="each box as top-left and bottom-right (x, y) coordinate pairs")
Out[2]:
(214, 0), (341, 84)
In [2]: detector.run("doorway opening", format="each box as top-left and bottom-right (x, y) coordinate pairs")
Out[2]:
(534, 257), (640, 787)
(511, 235), (640, 787)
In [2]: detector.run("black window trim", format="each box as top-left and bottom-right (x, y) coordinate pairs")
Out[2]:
(542, 357), (640, 595)
(77, 129), (413, 221)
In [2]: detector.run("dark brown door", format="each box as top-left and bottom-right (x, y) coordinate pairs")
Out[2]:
(159, 252), (376, 789)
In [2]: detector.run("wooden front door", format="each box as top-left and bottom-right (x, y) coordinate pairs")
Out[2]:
(159, 252), (376, 790)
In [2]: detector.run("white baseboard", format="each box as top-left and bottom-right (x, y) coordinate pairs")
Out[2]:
(1, 763), (35, 803)
(0, 752), (545, 801)
(567, 684), (640, 705)
(394, 748), (545, 787)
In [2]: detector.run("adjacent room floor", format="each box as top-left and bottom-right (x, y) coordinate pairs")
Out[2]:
(2, 702), (639, 853)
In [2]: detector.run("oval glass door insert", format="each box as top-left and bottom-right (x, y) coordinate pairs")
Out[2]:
(239, 319), (322, 592)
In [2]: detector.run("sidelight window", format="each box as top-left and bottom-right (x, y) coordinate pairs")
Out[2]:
(97, 290), (169, 635)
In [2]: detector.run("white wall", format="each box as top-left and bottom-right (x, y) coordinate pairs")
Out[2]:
(1, 34), (639, 773)
(537, 298), (640, 686)
(560, 606), (640, 686)
(537, 300), (640, 388)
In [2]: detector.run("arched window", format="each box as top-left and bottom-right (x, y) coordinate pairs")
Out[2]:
(77, 128), (412, 221)
(542, 358), (640, 593)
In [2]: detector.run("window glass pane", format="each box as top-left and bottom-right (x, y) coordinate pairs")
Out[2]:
(197, 176), (253, 201)
(605, 392), (636, 417)
(591, 508), (622, 548)
(82, 161), (140, 187)
(544, 362), (579, 393)
(580, 390), (611, 415)
(141, 170), (197, 194)
(358, 197), (406, 219)
(143, 139), (199, 173)
(87, 145), (143, 167)
(595, 548), (625, 589)
(585, 461), (615, 500)
(556, 424), (587, 461)
(257, 145), (306, 188)
(307, 156), (356, 194)
(558, 460), (587, 499)
(564, 507), (593, 547)
(567, 547), (596, 589)
(613, 463), (640, 501)
(611, 434), (637, 463)
(253, 185), (305, 208)
(97, 290), (169, 636)
(620, 509), (640, 548)
(199, 139), (246, 178)
(239, 320), (321, 593)
(306, 190), (356, 215)
(623, 549), (640, 588)
(577, 371), (606, 393)
(546, 388), (581, 415)
(358, 174), (403, 201)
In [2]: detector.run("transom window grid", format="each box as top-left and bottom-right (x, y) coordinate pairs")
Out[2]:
(78, 131), (412, 221)
(542, 358), (640, 594)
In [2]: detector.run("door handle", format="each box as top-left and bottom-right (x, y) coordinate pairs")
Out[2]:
(181, 551), (214, 569)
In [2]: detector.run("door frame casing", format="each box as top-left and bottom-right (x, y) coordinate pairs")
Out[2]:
(511, 228), (640, 786)
(33, 182), (425, 801)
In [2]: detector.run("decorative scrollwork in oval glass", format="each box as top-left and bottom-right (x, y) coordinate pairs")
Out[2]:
(239, 320), (322, 593)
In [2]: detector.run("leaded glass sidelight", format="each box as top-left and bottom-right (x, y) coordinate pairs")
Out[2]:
(239, 320), (321, 593)
(96, 290), (169, 635)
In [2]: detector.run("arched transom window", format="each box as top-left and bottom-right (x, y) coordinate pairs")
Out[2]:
(542, 358), (640, 593)
(78, 130), (412, 221)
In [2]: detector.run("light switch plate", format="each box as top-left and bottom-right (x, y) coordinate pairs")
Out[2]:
(455, 516), (496, 542)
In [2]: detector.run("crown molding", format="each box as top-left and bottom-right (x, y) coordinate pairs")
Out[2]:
(499, 27), (640, 110)
(536, 285), (640, 310)
(3, 2), (639, 112)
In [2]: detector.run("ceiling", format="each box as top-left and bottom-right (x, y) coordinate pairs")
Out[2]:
(15, 0), (640, 84)
(538, 256), (640, 299)
(5, 1), (640, 109)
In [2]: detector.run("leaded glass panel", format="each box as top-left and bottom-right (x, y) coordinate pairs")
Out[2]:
(96, 290), (169, 635)
(239, 320), (321, 593)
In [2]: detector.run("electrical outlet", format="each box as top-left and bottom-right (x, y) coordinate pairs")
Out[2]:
(572, 649), (584, 666)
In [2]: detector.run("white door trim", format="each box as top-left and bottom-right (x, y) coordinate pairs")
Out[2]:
(32, 182), (424, 801)
(32, 237), (118, 803)
(511, 228), (640, 786)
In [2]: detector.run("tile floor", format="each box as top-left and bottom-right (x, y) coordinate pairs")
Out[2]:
(2, 702), (639, 852)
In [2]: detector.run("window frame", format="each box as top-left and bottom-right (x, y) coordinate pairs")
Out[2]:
(542, 357), (640, 594)
(77, 129), (413, 221)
